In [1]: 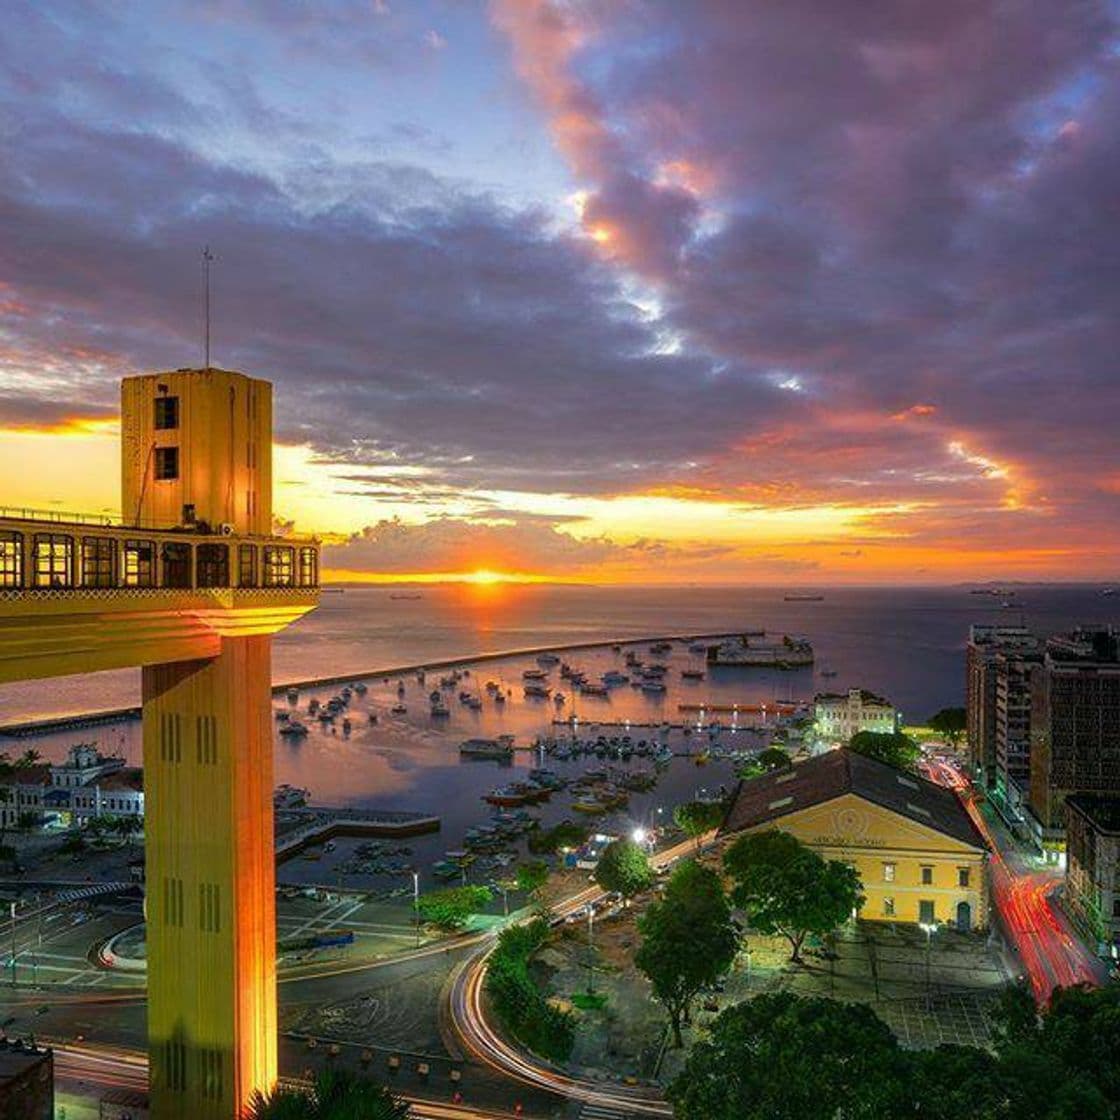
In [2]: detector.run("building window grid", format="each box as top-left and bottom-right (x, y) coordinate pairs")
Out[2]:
(154, 396), (179, 430)
(32, 533), (73, 587)
(0, 531), (22, 588)
(263, 545), (294, 588)
(882, 862), (896, 882)
(298, 546), (318, 587)
(81, 536), (117, 588)
(154, 446), (179, 481)
(238, 544), (258, 588)
(124, 540), (155, 587)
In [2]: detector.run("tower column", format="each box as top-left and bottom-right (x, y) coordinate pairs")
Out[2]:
(143, 634), (276, 1119)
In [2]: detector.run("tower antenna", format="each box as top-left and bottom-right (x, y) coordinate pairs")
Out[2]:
(202, 245), (216, 368)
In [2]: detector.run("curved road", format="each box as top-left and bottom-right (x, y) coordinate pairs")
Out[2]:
(446, 834), (715, 1117)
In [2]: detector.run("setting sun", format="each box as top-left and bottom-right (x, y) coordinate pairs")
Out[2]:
(466, 568), (504, 585)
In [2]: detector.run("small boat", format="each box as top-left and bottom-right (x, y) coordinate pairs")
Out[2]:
(353, 682), (368, 695)
(308, 698), (321, 714)
(390, 703), (408, 716)
(579, 683), (609, 697)
(522, 668), (548, 681)
(368, 712), (378, 724)
(279, 719), (309, 738)
(820, 669), (838, 678)
(430, 701), (450, 717)
(275, 709), (291, 722)
(554, 692), (566, 705)
(681, 669), (705, 680)
(641, 681), (667, 694)
(460, 738), (514, 760)
(572, 798), (608, 814)
(536, 653), (560, 666)
(602, 671), (629, 686)
(286, 688), (299, 704)
(342, 718), (352, 735)
(493, 691), (506, 705)
(432, 860), (460, 880)
(524, 683), (550, 698)
(784, 594), (823, 602)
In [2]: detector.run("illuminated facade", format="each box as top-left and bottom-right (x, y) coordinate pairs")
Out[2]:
(0, 368), (319, 1119)
(721, 749), (989, 931)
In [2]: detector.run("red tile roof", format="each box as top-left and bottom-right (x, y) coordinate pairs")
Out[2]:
(720, 748), (986, 851)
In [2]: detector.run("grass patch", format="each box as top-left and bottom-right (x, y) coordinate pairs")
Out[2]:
(571, 990), (609, 1012)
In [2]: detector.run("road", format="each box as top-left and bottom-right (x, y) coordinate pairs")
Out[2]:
(50, 1039), (527, 1119)
(446, 834), (716, 1118)
(923, 757), (1106, 1001)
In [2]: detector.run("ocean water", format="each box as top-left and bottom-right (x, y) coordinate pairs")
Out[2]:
(2, 583), (1116, 888)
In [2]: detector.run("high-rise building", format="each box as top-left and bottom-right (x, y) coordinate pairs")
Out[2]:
(0, 368), (320, 1120)
(1065, 794), (1120, 959)
(1028, 628), (1120, 851)
(965, 625), (1040, 795)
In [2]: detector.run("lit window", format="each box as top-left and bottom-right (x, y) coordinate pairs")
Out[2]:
(238, 544), (258, 588)
(883, 897), (895, 917)
(263, 546), (294, 587)
(298, 547), (318, 587)
(0, 531), (22, 588)
(81, 537), (116, 588)
(32, 533), (73, 587)
(154, 447), (179, 481)
(123, 540), (155, 587)
(882, 862), (896, 882)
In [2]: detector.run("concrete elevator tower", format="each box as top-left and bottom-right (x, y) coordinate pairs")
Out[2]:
(0, 368), (320, 1119)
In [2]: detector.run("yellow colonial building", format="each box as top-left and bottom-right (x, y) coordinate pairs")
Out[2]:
(722, 749), (989, 931)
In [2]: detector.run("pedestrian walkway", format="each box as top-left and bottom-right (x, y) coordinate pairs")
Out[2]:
(55, 881), (133, 904)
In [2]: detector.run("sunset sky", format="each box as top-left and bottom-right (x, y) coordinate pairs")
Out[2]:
(1, 1), (1118, 584)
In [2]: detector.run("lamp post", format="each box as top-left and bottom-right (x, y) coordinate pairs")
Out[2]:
(412, 872), (420, 949)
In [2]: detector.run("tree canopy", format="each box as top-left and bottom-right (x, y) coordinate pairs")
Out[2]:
(669, 992), (909, 1120)
(515, 860), (549, 896)
(416, 885), (491, 930)
(848, 730), (919, 771)
(594, 838), (654, 900)
(635, 860), (738, 1047)
(670, 985), (1120, 1120)
(247, 1068), (409, 1120)
(723, 829), (863, 961)
(927, 707), (967, 749)
(673, 800), (725, 851)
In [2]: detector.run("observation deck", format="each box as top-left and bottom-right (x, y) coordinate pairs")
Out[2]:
(0, 507), (320, 682)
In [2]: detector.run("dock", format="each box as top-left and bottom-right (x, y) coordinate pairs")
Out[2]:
(274, 807), (440, 860)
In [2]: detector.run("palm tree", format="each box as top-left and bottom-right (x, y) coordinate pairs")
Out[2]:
(247, 1069), (410, 1120)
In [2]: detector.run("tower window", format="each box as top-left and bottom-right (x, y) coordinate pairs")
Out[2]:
(32, 533), (73, 587)
(154, 396), (179, 430)
(0, 531), (22, 588)
(154, 447), (179, 480)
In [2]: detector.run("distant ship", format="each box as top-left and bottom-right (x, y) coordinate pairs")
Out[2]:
(390, 593), (423, 600)
(784, 594), (824, 602)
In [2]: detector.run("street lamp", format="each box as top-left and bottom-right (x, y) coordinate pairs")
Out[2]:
(632, 827), (647, 848)
(412, 871), (420, 949)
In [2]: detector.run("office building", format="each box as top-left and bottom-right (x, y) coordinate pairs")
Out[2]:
(1065, 794), (1120, 959)
(814, 688), (898, 746)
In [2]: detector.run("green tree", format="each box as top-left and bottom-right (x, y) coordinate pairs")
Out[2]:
(635, 860), (738, 1047)
(723, 829), (863, 962)
(247, 1068), (409, 1120)
(927, 707), (966, 750)
(515, 860), (549, 897)
(668, 992), (909, 1120)
(0, 750), (40, 848)
(486, 918), (575, 1062)
(594, 838), (653, 901)
(673, 800), (725, 852)
(848, 730), (919, 771)
(756, 746), (791, 771)
(416, 885), (491, 930)
(527, 819), (588, 854)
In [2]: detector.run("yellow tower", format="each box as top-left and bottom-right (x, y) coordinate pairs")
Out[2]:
(0, 367), (319, 1119)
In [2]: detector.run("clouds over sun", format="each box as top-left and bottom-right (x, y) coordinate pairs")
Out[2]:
(0, 1), (1118, 580)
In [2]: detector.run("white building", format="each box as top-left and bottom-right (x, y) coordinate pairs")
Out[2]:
(70, 768), (144, 824)
(815, 688), (899, 745)
(50, 743), (124, 789)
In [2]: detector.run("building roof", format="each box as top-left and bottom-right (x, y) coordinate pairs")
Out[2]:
(814, 689), (893, 707)
(8, 764), (52, 787)
(96, 767), (143, 792)
(1066, 794), (1120, 834)
(721, 748), (987, 851)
